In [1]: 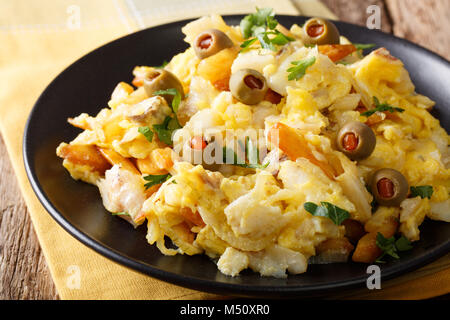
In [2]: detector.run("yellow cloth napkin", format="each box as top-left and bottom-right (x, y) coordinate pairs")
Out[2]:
(0, 0), (448, 300)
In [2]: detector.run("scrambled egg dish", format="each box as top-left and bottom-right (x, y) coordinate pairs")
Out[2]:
(57, 10), (450, 278)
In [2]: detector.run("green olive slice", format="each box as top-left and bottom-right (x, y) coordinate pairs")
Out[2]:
(143, 68), (184, 104)
(229, 69), (268, 105)
(193, 29), (233, 59)
(371, 168), (409, 206)
(337, 121), (376, 160)
(302, 17), (340, 45)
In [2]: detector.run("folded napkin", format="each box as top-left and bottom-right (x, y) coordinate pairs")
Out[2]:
(0, 0), (448, 300)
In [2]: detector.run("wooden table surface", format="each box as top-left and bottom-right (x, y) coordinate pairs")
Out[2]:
(0, 0), (449, 300)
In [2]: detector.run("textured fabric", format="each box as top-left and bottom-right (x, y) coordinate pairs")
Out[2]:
(0, 0), (447, 300)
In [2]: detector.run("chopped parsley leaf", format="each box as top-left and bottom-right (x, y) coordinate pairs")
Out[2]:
(138, 126), (154, 142)
(376, 233), (413, 263)
(410, 186), (434, 199)
(153, 88), (182, 112)
(143, 173), (172, 189)
(304, 202), (350, 225)
(361, 96), (405, 117)
(287, 56), (316, 81)
(152, 115), (181, 146)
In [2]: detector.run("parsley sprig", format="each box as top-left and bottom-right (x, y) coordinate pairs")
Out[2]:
(138, 88), (183, 146)
(239, 8), (294, 52)
(143, 173), (172, 189)
(375, 233), (413, 263)
(361, 96), (405, 117)
(153, 88), (182, 112)
(287, 56), (316, 81)
(304, 202), (350, 225)
(410, 185), (434, 199)
(152, 115), (181, 146)
(223, 137), (269, 169)
(138, 126), (154, 142)
(353, 43), (376, 50)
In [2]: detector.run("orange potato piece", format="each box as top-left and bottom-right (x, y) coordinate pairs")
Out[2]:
(136, 148), (174, 176)
(365, 216), (399, 238)
(268, 122), (336, 179)
(318, 44), (357, 63)
(144, 184), (162, 198)
(132, 78), (144, 87)
(57, 144), (111, 174)
(197, 47), (238, 85)
(98, 148), (140, 175)
(352, 219), (398, 263)
(151, 148), (174, 171)
(180, 207), (205, 227)
(352, 232), (382, 263)
(136, 158), (168, 175)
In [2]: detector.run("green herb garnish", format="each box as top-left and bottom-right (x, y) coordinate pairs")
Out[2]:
(361, 96), (405, 117)
(152, 115), (181, 146)
(353, 43), (376, 50)
(240, 7), (275, 39)
(287, 56), (316, 81)
(410, 186), (434, 199)
(112, 212), (130, 216)
(143, 173), (172, 189)
(240, 38), (258, 51)
(153, 88), (182, 112)
(303, 201), (350, 225)
(375, 233), (412, 263)
(239, 7), (294, 52)
(138, 126), (154, 142)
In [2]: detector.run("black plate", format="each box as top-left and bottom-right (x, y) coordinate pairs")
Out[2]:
(23, 15), (450, 298)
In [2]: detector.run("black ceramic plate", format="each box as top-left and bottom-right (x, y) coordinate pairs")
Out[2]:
(23, 15), (450, 298)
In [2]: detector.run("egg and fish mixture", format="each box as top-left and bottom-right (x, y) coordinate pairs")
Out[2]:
(57, 10), (450, 278)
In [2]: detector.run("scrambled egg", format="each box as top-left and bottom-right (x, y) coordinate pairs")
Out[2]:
(56, 13), (450, 278)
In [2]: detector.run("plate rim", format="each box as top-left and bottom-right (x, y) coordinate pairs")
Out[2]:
(22, 14), (450, 297)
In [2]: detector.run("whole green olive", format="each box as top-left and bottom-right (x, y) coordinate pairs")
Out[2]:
(337, 121), (376, 160)
(371, 168), (409, 206)
(229, 69), (268, 105)
(143, 68), (184, 104)
(193, 29), (233, 59)
(302, 17), (340, 45)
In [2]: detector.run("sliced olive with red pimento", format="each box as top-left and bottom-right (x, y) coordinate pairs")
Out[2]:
(143, 68), (184, 104)
(229, 69), (268, 105)
(371, 168), (409, 206)
(190, 136), (208, 150)
(193, 29), (233, 59)
(337, 121), (376, 160)
(302, 17), (340, 45)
